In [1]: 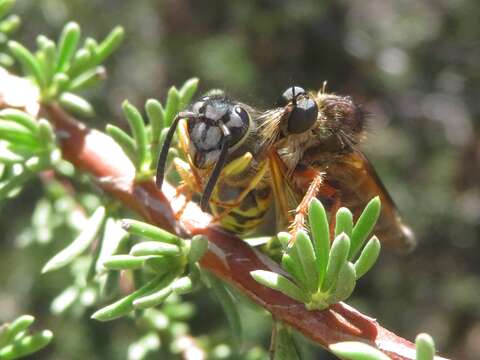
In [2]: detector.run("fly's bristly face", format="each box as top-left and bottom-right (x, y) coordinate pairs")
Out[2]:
(187, 93), (252, 169)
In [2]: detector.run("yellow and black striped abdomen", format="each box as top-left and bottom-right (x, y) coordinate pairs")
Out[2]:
(210, 178), (272, 234)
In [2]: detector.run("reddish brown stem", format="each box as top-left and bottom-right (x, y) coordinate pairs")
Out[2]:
(0, 69), (447, 360)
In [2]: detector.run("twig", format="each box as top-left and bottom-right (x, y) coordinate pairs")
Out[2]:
(0, 68), (448, 360)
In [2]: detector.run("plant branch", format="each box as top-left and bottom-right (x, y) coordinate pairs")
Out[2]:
(0, 68), (448, 360)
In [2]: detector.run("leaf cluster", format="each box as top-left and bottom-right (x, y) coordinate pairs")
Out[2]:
(92, 220), (207, 321)
(106, 78), (198, 179)
(0, 109), (59, 200)
(0, 315), (52, 360)
(252, 197), (381, 310)
(8, 21), (123, 115)
(0, 0), (20, 67)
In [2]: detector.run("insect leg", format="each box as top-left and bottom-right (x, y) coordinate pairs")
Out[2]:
(172, 157), (200, 219)
(210, 161), (268, 221)
(289, 171), (325, 241)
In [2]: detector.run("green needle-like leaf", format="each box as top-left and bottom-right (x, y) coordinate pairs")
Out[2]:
(415, 333), (435, 360)
(67, 48), (91, 78)
(0, 121), (40, 147)
(121, 219), (181, 245)
(145, 99), (164, 146)
(68, 66), (105, 92)
(0, 146), (25, 163)
(322, 233), (350, 292)
(37, 119), (56, 150)
(291, 230), (318, 294)
(188, 235), (208, 265)
(102, 255), (154, 270)
(0, 14), (20, 34)
(350, 196), (381, 259)
(178, 78), (199, 108)
(171, 276), (193, 295)
(92, 273), (168, 321)
(0, 109), (39, 133)
(122, 101), (150, 172)
(42, 206), (106, 273)
(277, 232), (291, 249)
(2, 315), (34, 344)
(51, 72), (69, 96)
(163, 86), (180, 127)
(106, 124), (136, 163)
(329, 341), (391, 360)
(132, 270), (179, 309)
(308, 199), (330, 285)
(0, 330), (53, 360)
(133, 287), (173, 309)
(281, 253), (309, 290)
(0, 0), (15, 19)
(130, 241), (180, 257)
(59, 92), (94, 117)
(56, 22), (80, 73)
(0, 167), (31, 201)
(251, 270), (308, 303)
(354, 236), (381, 279)
(144, 256), (182, 274)
(7, 41), (45, 87)
(36, 35), (56, 85)
(94, 26), (124, 65)
(335, 207), (353, 238)
(329, 262), (356, 303)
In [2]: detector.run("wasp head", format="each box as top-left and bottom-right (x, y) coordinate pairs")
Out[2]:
(187, 93), (251, 169)
(156, 91), (252, 211)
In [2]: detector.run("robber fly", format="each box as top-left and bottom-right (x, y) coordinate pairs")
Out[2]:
(156, 91), (273, 233)
(260, 85), (415, 251)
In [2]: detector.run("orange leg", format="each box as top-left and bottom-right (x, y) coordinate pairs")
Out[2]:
(173, 183), (193, 220)
(289, 171), (324, 241)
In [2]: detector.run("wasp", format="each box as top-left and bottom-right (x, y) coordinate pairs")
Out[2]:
(156, 86), (415, 251)
(155, 91), (274, 234)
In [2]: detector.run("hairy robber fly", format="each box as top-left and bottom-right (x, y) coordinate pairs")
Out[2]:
(156, 86), (415, 251)
(260, 85), (415, 251)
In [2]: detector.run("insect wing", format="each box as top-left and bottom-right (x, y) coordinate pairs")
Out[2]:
(314, 150), (416, 251)
(267, 150), (302, 232)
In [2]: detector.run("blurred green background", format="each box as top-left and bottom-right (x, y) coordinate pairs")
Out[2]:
(1, 0), (479, 359)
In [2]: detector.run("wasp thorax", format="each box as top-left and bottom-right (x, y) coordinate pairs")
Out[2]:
(279, 86), (319, 135)
(187, 95), (251, 169)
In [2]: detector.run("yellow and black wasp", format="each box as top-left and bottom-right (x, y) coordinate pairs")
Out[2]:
(156, 85), (415, 251)
(155, 90), (273, 234)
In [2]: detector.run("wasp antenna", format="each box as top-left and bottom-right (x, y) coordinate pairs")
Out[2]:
(156, 111), (194, 190)
(200, 124), (231, 211)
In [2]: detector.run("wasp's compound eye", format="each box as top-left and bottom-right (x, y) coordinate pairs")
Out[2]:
(278, 86), (306, 106)
(191, 99), (206, 114)
(225, 105), (251, 146)
(287, 96), (318, 134)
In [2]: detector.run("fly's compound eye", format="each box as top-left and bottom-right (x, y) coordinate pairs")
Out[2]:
(287, 96), (318, 134)
(278, 86), (306, 107)
(225, 105), (251, 146)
